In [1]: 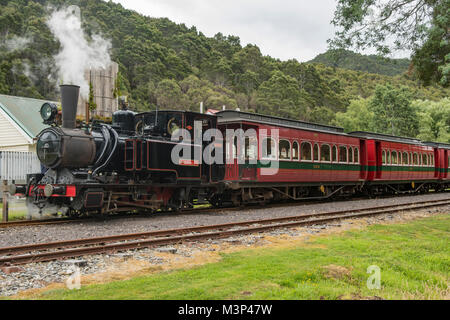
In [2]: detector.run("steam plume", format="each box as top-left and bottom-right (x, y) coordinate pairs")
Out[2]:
(46, 5), (111, 98)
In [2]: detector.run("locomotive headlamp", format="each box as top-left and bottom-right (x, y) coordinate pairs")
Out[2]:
(40, 102), (58, 124)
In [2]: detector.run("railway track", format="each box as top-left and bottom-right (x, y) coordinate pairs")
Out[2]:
(2, 192), (448, 229)
(0, 198), (449, 266)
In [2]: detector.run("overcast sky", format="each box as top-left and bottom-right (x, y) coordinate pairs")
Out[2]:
(111, 0), (409, 62)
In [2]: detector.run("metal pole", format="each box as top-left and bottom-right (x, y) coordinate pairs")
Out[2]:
(2, 180), (8, 222)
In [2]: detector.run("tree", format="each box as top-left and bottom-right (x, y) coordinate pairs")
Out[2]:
(334, 98), (374, 132)
(413, 98), (450, 142)
(155, 79), (183, 109)
(329, 0), (449, 86)
(88, 81), (97, 111)
(256, 71), (306, 119)
(368, 84), (419, 137)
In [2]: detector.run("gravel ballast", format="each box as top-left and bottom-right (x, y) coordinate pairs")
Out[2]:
(0, 193), (448, 297)
(0, 193), (448, 247)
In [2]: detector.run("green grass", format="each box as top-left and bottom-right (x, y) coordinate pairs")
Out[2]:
(29, 214), (450, 300)
(0, 202), (27, 221)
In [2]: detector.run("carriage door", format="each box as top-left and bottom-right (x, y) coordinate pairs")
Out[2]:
(224, 127), (240, 181)
(443, 149), (448, 179)
(198, 117), (213, 183)
(375, 141), (382, 179)
(240, 134), (258, 181)
(434, 148), (439, 178)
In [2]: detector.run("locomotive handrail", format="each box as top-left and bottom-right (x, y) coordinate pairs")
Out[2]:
(93, 125), (111, 168)
(92, 125), (118, 177)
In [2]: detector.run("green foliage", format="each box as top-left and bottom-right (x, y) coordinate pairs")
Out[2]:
(329, 0), (450, 87)
(0, 0), (448, 141)
(309, 49), (410, 76)
(333, 98), (374, 132)
(368, 84), (419, 137)
(413, 98), (450, 143)
(88, 81), (97, 111)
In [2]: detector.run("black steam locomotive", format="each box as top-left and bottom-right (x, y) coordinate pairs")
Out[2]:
(25, 85), (224, 216)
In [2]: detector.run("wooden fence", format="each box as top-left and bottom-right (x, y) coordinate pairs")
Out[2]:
(0, 151), (41, 182)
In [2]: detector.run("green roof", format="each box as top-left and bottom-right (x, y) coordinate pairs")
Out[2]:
(0, 94), (53, 140)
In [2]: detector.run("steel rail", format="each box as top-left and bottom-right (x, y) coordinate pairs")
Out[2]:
(0, 199), (449, 265)
(0, 198), (449, 256)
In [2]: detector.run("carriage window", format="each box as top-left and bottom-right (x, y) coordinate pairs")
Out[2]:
(233, 136), (238, 159)
(402, 152), (408, 165)
(413, 153), (419, 165)
(422, 154), (428, 166)
(301, 142), (312, 161)
(387, 151), (390, 164)
(321, 144), (331, 162)
(332, 145), (338, 162)
(339, 146), (347, 163)
(279, 140), (291, 160)
(292, 141), (299, 161)
(313, 144), (319, 161)
(391, 151), (398, 165)
(354, 147), (359, 163)
(410, 153), (413, 165)
(382, 150), (386, 164)
(349, 147), (354, 163)
(431, 154), (434, 166)
(245, 136), (257, 160)
(262, 138), (276, 159)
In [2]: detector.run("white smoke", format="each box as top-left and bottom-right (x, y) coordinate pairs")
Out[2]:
(46, 5), (112, 98)
(2, 36), (32, 51)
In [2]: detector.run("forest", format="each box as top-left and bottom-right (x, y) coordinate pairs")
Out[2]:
(0, 0), (449, 142)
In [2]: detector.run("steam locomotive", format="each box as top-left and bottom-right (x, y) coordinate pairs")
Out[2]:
(21, 85), (224, 216)
(13, 85), (449, 217)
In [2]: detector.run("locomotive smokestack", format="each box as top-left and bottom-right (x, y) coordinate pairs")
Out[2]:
(60, 84), (80, 129)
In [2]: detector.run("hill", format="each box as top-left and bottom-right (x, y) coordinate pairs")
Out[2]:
(309, 49), (411, 77)
(0, 0), (448, 126)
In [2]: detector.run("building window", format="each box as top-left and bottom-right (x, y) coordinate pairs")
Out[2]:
(279, 140), (291, 160)
(292, 141), (299, 161)
(301, 142), (312, 161)
(321, 144), (331, 162)
(339, 146), (347, 163)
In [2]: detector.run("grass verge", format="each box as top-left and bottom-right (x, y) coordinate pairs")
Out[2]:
(25, 214), (450, 299)
(0, 202), (27, 221)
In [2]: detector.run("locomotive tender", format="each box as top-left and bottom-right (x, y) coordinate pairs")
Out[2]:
(13, 85), (450, 216)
